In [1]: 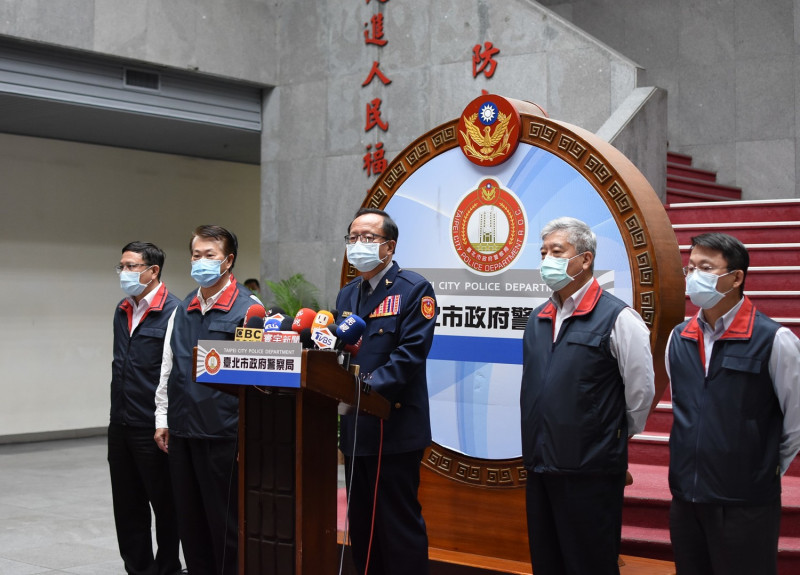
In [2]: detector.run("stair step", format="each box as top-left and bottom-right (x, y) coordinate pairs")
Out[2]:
(680, 243), (800, 267)
(667, 151), (693, 166)
(673, 221), (800, 244)
(630, 433), (671, 467)
(666, 162), (717, 182)
(740, 267), (800, 291)
(667, 174), (742, 200)
(685, 292), (800, 318)
(644, 405), (674, 434)
(667, 188), (736, 204)
(667, 199), (800, 224)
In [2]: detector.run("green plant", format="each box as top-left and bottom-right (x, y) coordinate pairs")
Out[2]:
(264, 273), (321, 317)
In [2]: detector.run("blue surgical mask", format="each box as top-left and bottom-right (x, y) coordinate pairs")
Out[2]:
(685, 269), (734, 309)
(119, 267), (153, 297)
(540, 253), (583, 291)
(191, 258), (225, 288)
(346, 241), (387, 272)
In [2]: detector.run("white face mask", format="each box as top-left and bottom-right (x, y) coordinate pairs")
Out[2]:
(119, 267), (154, 296)
(540, 253), (584, 291)
(346, 240), (387, 272)
(685, 269), (735, 309)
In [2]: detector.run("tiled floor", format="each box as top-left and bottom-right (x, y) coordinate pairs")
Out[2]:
(0, 436), (123, 574)
(0, 435), (349, 575)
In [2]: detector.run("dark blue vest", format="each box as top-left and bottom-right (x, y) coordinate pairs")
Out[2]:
(167, 280), (259, 438)
(111, 285), (180, 427)
(668, 298), (782, 504)
(521, 281), (628, 474)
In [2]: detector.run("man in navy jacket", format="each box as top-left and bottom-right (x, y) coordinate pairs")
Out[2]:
(337, 208), (437, 575)
(155, 225), (263, 575)
(667, 232), (800, 575)
(521, 217), (655, 575)
(109, 241), (181, 575)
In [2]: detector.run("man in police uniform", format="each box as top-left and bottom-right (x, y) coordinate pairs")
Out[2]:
(336, 208), (438, 575)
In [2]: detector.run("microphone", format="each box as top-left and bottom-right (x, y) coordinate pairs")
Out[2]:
(299, 327), (314, 349)
(263, 317), (282, 332)
(334, 314), (366, 359)
(336, 314), (366, 348)
(279, 317), (295, 331)
(292, 308), (316, 333)
(343, 336), (362, 357)
(234, 304), (266, 341)
(243, 304), (266, 329)
(311, 310), (335, 332)
(310, 324), (337, 350)
(265, 305), (285, 317)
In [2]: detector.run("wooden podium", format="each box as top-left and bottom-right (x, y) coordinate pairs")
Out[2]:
(197, 348), (389, 575)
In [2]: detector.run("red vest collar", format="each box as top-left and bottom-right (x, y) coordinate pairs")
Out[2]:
(118, 283), (170, 331)
(537, 278), (602, 321)
(187, 276), (239, 312)
(680, 296), (755, 342)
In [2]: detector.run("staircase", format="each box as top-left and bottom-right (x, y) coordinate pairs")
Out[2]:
(621, 152), (800, 572)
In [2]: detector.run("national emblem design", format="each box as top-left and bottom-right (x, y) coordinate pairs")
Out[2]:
(205, 349), (221, 376)
(451, 178), (527, 275)
(421, 296), (436, 320)
(457, 95), (521, 167)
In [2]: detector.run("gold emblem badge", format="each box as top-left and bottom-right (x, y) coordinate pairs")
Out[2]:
(457, 95), (521, 167)
(421, 296), (436, 320)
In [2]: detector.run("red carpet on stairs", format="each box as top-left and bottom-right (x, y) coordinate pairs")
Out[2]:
(623, 151), (800, 573)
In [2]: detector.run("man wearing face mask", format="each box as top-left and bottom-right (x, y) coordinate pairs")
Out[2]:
(110, 241), (182, 575)
(520, 217), (655, 575)
(336, 208), (437, 575)
(154, 225), (262, 575)
(667, 232), (800, 575)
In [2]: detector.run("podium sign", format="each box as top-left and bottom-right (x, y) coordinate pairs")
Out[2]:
(194, 347), (389, 575)
(195, 340), (302, 388)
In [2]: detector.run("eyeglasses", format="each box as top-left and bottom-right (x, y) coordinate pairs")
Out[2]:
(344, 233), (387, 245)
(682, 265), (729, 276)
(115, 263), (150, 274)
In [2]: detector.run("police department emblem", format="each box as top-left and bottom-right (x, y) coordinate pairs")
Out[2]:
(451, 178), (527, 275)
(457, 94), (521, 166)
(204, 349), (221, 376)
(421, 296), (436, 320)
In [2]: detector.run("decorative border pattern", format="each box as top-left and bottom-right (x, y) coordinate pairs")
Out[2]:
(342, 113), (678, 486)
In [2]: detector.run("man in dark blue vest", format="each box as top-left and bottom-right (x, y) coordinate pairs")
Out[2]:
(154, 225), (263, 575)
(521, 216), (655, 575)
(667, 232), (800, 575)
(336, 208), (437, 575)
(110, 241), (181, 575)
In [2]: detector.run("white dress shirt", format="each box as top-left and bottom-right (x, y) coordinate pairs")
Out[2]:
(127, 282), (163, 333)
(550, 280), (656, 436)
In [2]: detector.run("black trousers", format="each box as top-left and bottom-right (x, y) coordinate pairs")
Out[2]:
(107, 423), (181, 575)
(168, 435), (238, 575)
(525, 470), (626, 575)
(670, 497), (781, 575)
(344, 450), (429, 575)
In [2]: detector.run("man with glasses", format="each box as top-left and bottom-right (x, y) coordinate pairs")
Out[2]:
(336, 208), (438, 575)
(667, 232), (800, 575)
(110, 241), (182, 575)
(520, 217), (655, 575)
